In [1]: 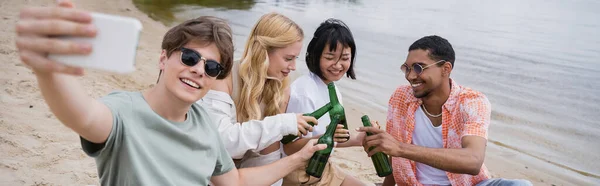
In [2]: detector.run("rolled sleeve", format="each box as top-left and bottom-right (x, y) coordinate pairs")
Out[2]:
(459, 94), (491, 139)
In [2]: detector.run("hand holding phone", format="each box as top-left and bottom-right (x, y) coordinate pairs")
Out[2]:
(16, 4), (142, 75)
(49, 13), (143, 74)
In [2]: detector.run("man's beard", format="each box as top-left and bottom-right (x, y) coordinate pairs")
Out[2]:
(413, 88), (431, 98)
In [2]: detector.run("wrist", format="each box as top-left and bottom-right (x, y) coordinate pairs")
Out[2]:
(394, 142), (407, 157)
(289, 153), (305, 169)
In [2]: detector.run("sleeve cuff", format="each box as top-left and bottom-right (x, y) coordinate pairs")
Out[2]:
(279, 113), (298, 136)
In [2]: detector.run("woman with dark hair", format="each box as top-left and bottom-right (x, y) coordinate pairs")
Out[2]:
(282, 18), (366, 186)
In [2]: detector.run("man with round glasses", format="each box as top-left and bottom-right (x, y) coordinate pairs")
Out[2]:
(358, 35), (532, 186)
(13, 1), (326, 185)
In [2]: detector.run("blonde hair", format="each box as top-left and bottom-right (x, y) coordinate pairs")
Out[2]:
(235, 12), (304, 122)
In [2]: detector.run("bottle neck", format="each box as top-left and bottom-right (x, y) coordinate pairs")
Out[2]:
(327, 83), (340, 105)
(308, 103), (332, 119)
(323, 115), (341, 137)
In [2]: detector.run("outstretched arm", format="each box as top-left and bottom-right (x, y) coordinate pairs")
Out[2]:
(15, 1), (113, 144)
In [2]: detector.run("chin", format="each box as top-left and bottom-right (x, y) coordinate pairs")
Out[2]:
(413, 90), (430, 99)
(178, 94), (198, 104)
(326, 74), (344, 82)
(333, 76), (344, 81)
(175, 89), (205, 104)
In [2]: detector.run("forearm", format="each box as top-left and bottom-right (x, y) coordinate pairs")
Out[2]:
(36, 72), (108, 142)
(216, 113), (297, 158)
(382, 174), (395, 186)
(237, 154), (304, 185)
(283, 137), (316, 155)
(201, 90), (298, 158)
(399, 143), (483, 175)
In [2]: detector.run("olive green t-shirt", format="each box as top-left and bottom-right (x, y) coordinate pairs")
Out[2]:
(81, 91), (234, 185)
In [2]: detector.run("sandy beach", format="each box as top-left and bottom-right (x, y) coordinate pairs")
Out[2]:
(0, 0), (597, 185)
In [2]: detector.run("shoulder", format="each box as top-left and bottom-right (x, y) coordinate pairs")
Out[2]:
(389, 85), (412, 103)
(289, 74), (317, 96)
(102, 90), (135, 99)
(202, 90), (234, 104)
(394, 85), (412, 96)
(212, 78), (233, 96)
(457, 86), (490, 105)
(290, 74), (316, 88)
(99, 91), (136, 107)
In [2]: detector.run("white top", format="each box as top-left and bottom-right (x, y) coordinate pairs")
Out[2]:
(195, 61), (298, 160)
(199, 61), (293, 186)
(413, 106), (451, 186)
(197, 90), (297, 159)
(286, 72), (343, 138)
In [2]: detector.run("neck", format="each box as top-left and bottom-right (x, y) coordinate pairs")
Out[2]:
(314, 72), (332, 85)
(421, 79), (451, 114)
(143, 85), (190, 122)
(321, 78), (332, 85)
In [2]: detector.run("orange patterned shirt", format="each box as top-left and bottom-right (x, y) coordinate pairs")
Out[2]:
(386, 79), (491, 186)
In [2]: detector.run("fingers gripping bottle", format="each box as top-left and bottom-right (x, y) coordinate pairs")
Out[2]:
(305, 115), (341, 178)
(361, 115), (393, 177)
(326, 82), (349, 141)
(281, 103), (332, 144)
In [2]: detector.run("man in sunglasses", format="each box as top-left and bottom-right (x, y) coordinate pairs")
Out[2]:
(358, 36), (532, 186)
(14, 1), (325, 185)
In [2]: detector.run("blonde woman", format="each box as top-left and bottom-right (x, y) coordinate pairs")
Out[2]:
(197, 12), (312, 186)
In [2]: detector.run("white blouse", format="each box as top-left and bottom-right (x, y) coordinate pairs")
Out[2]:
(285, 72), (343, 138)
(196, 61), (298, 159)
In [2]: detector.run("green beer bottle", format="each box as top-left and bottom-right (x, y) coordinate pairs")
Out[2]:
(326, 82), (350, 141)
(281, 103), (332, 144)
(305, 115), (341, 178)
(361, 115), (393, 177)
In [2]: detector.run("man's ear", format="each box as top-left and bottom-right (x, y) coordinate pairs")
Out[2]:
(443, 62), (453, 77)
(159, 50), (168, 70)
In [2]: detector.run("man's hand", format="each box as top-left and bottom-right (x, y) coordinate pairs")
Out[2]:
(13, 0), (113, 144)
(15, 0), (96, 76)
(357, 126), (403, 157)
(296, 114), (317, 136)
(338, 119), (381, 147)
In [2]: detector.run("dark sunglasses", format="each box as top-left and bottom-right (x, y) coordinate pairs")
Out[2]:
(180, 47), (224, 78)
(401, 60), (446, 76)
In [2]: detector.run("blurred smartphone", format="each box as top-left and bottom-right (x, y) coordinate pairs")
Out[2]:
(49, 12), (142, 74)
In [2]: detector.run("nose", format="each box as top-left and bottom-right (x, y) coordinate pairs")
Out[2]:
(289, 60), (296, 71)
(333, 60), (343, 69)
(406, 68), (418, 81)
(189, 60), (206, 77)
